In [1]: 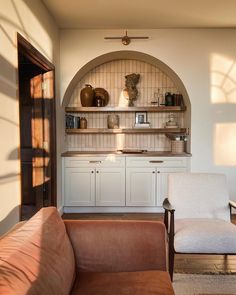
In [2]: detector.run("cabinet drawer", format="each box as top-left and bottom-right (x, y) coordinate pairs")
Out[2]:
(126, 157), (187, 168)
(64, 156), (125, 168)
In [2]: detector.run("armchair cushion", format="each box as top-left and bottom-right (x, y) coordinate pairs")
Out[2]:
(174, 218), (236, 253)
(168, 173), (230, 221)
(70, 270), (174, 295)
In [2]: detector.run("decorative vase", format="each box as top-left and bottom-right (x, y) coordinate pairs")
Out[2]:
(80, 117), (87, 129)
(107, 114), (119, 129)
(80, 84), (94, 107)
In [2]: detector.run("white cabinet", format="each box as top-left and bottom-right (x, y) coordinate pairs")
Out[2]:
(96, 168), (125, 206)
(126, 157), (188, 207)
(63, 155), (189, 210)
(64, 157), (125, 207)
(126, 168), (156, 206)
(65, 167), (95, 206)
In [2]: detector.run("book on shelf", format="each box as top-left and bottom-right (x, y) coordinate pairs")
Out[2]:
(134, 122), (151, 128)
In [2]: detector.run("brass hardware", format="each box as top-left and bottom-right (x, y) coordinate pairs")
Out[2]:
(104, 30), (149, 46)
(89, 161), (101, 163)
(157, 171), (160, 173)
(91, 171), (94, 173)
(96, 171), (99, 173)
(149, 161), (164, 163)
(152, 171), (155, 174)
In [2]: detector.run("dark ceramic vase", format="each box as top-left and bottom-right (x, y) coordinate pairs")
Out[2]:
(80, 84), (94, 107)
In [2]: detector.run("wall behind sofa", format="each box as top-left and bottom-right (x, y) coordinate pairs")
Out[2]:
(60, 29), (236, 200)
(0, 0), (63, 235)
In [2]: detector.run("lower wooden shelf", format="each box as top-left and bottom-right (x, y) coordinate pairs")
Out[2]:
(66, 128), (187, 134)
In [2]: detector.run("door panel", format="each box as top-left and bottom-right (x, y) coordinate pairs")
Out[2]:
(96, 168), (125, 206)
(65, 168), (95, 206)
(126, 167), (156, 206)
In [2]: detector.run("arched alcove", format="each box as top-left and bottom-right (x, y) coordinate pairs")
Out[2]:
(63, 50), (191, 153)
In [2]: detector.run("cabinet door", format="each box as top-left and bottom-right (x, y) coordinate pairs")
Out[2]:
(96, 168), (125, 206)
(126, 168), (156, 206)
(157, 168), (186, 206)
(65, 167), (95, 206)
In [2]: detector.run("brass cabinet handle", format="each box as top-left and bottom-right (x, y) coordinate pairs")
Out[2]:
(149, 160), (164, 163)
(96, 170), (99, 173)
(91, 171), (94, 173)
(89, 161), (101, 164)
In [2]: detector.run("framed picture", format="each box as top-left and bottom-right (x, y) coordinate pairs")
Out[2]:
(135, 112), (147, 124)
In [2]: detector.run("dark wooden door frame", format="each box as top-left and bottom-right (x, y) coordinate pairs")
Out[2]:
(17, 33), (57, 216)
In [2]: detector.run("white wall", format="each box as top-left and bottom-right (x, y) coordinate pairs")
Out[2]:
(60, 29), (236, 199)
(0, 0), (62, 235)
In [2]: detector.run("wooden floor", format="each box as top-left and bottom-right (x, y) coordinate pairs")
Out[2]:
(62, 213), (236, 274)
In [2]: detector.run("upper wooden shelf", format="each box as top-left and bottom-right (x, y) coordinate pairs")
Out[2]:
(65, 106), (186, 113)
(66, 128), (187, 134)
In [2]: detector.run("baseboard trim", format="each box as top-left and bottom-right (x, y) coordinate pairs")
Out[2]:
(63, 206), (164, 213)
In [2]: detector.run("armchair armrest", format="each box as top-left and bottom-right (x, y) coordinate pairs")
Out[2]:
(162, 198), (175, 281)
(229, 200), (236, 209)
(163, 198), (175, 213)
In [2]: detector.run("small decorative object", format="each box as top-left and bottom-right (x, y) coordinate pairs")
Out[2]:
(171, 140), (185, 154)
(80, 117), (87, 129)
(94, 96), (103, 107)
(65, 114), (74, 129)
(80, 84), (94, 107)
(165, 92), (174, 106)
(135, 111), (147, 124)
(173, 94), (184, 106)
(94, 88), (109, 106)
(151, 88), (160, 106)
(165, 113), (178, 128)
(76, 116), (80, 129)
(107, 114), (119, 129)
(124, 73), (140, 106)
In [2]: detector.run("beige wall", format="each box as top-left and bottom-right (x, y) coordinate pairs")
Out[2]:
(0, 0), (62, 235)
(60, 29), (236, 200)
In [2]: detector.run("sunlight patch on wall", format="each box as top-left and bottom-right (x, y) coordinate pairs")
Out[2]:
(211, 54), (236, 104)
(214, 123), (236, 166)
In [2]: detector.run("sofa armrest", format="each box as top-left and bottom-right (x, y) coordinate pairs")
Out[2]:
(64, 220), (168, 273)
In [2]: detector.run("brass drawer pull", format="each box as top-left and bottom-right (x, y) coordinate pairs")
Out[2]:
(149, 160), (164, 163)
(89, 161), (102, 164)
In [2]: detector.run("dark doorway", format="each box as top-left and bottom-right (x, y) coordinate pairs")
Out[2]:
(17, 34), (57, 220)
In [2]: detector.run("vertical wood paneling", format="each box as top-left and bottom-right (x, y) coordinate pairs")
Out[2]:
(67, 59), (183, 151)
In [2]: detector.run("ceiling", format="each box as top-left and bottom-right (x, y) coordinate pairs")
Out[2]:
(42, 0), (236, 29)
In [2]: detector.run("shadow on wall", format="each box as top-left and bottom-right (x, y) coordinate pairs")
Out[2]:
(0, 55), (17, 100)
(0, 206), (20, 236)
(0, 0), (53, 62)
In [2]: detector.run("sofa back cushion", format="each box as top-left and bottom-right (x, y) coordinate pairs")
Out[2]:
(0, 207), (75, 295)
(168, 173), (230, 221)
(65, 220), (167, 272)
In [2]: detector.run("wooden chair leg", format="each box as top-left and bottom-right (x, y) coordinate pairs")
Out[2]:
(169, 245), (174, 281)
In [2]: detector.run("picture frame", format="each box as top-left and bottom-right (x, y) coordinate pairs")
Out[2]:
(135, 111), (147, 124)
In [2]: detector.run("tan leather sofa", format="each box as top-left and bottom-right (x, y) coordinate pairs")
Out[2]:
(0, 207), (174, 295)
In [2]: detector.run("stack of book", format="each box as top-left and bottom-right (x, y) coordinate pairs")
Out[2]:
(134, 122), (151, 128)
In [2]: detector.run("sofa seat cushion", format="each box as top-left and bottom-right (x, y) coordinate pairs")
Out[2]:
(70, 270), (174, 295)
(175, 218), (236, 253)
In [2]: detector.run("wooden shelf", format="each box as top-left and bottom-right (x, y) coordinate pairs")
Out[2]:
(65, 106), (186, 113)
(66, 128), (187, 134)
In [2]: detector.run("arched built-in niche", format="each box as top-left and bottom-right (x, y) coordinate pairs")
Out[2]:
(63, 51), (191, 153)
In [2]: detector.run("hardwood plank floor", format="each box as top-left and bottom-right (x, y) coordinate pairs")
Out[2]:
(62, 213), (236, 274)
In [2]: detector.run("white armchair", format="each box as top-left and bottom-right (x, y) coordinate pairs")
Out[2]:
(163, 173), (236, 280)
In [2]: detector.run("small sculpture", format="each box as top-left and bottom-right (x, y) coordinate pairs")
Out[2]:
(124, 73), (140, 106)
